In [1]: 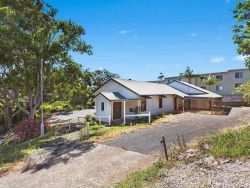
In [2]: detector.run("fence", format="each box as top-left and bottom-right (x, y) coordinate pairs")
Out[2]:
(96, 115), (111, 126)
(78, 117), (86, 124)
(125, 111), (151, 124)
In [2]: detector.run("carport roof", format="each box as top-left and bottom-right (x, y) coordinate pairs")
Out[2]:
(170, 80), (222, 99)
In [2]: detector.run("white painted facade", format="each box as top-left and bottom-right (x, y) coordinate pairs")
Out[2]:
(94, 80), (175, 123)
(95, 94), (111, 122)
(94, 80), (140, 99)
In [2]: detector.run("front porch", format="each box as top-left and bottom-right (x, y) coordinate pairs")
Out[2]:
(110, 99), (151, 125)
(95, 98), (151, 125)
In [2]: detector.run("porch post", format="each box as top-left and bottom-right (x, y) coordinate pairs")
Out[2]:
(123, 101), (126, 124)
(190, 99), (192, 111)
(110, 101), (112, 123)
(182, 99), (185, 112)
(137, 100), (140, 112)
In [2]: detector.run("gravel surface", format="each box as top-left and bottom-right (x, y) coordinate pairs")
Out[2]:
(105, 107), (250, 154)
(155, 159), (250, 188)
(48, 109), (95, 123)
(0, 144), (155, 188)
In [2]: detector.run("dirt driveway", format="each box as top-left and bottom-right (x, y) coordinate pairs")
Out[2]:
(105, 107), (250, 154)
(0, 143), (155, 188)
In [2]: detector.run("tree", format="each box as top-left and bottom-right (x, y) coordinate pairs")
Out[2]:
(91, 69), (119, 88)
(233, 81), (250, 104)
(202, 75), (219, 91)
(180, 66), (194, 84)
(0, 91), (12, 131)
(233, 0), (250, 69)
(158, 72), (165, 81)
(44, 63), (93, 107)
(0, 0), (92, 119)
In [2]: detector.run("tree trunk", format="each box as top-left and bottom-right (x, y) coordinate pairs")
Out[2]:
(3, 100), (12, 130)
(29, 108), (36, 119)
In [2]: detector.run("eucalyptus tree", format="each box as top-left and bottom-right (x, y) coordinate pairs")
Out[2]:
(233, 0), (250, 69)
(91, 69), (119, 88)
(0, 0), (92, 119)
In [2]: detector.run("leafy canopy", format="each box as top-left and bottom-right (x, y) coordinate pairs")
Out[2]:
(202, 75), (219, 89)
(233, 0), (250, 69)
(0, 0), (92, 118)
(233, 80), (250, 103)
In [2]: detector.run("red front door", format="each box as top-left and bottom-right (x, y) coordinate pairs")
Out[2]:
(113, 102), (122, 120)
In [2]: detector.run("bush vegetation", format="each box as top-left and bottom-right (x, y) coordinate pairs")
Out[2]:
(206, 126), (250, 158)
(13, 119), (50, 141)
(115, 161), (167, 188)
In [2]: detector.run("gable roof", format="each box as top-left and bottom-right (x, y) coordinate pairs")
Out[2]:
(112, 78), (187, 97)
(94, 78), (222, 100)
(169, 80), (222, 99)
(95, 92), (133, 101)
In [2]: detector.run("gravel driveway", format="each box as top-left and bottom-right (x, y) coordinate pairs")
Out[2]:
(105, 107), (250, 154)
(48, 109), (95, 123)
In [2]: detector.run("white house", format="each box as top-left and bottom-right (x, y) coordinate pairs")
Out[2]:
(93, 78), (222, 124)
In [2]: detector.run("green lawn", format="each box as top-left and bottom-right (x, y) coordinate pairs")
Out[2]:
(81, 124), (149, 142)
(81, 113), (174, 142)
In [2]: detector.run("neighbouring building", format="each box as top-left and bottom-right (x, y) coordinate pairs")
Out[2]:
(163, 68), (250, 103)
(93, 78), (221, 124)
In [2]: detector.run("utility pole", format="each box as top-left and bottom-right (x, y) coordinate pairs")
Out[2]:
(40, 59), (44, 136)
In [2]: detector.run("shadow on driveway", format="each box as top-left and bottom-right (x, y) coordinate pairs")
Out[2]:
(22, 141), (95, 173)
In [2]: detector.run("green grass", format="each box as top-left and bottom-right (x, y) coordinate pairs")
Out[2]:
(207, 126), (250, 158)
(0, 126), (66, 169)
(81, 124), (148, 141)
(114, 161), (167, 188)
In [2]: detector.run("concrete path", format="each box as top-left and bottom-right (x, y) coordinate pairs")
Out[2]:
(105, 107), (250, 154)
(0, 143), (155, 188)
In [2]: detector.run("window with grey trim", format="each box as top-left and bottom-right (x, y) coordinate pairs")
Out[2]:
(216, 85), (223, 91)
(235, 72), (243, 79)
(101, 102), (104, 111)
(216, 75), (223, 81)
(235, 83), (242, 88)
(141, 99), (147, 111)
(129, 108), (134, 112)
(159, 97), (163, 108)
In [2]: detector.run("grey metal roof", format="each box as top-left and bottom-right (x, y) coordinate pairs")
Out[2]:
(113, 78), (187, 98)
(100, 92), (128, 101)
(169, 80), (222, 99)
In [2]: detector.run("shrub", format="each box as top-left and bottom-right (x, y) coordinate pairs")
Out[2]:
(207, 126), (250, 158)
(52, 101), (73, 112)
(75, 105), (84, 110)
(13, 119), (50, 141)
(86, 114), (95, 122)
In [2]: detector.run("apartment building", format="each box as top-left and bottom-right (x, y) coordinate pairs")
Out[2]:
(164, 68), (250, 102)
